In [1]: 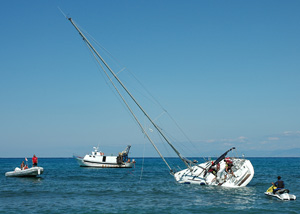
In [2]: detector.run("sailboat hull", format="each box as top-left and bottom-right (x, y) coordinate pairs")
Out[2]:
(174, 158), (254, 187)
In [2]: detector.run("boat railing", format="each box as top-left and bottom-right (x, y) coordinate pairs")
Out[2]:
(232, 158), (245, 171)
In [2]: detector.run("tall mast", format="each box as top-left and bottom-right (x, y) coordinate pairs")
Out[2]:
(85, 37), (173, 173)
(68, 18), (191, 170)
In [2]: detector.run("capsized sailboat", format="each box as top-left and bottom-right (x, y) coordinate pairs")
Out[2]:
(174, 147), (254, 187)
(66, 17), (254, 187)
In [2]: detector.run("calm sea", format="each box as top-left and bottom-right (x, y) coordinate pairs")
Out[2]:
(0, 157), (299, 214)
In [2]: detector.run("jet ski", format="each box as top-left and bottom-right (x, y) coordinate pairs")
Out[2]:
(264, 185), (296, 201)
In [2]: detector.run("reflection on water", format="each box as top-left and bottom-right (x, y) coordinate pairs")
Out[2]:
(15, 176), (43, 184)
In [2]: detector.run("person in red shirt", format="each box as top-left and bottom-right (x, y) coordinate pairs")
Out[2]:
(32, 154), (38, 167)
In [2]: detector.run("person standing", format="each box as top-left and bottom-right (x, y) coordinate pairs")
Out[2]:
(224, 158), (235, 180)
(32, 154), (38, 167)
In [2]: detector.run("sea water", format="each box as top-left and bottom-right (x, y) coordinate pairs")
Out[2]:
(0, 157), (299, 214)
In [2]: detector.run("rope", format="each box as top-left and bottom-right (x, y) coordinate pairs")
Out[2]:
(139, 140), (146, 182)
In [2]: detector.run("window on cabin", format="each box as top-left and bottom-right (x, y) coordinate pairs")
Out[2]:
(103, 156), (106, 162)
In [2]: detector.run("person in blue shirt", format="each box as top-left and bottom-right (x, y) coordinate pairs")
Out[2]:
(272, 176), (285, 194)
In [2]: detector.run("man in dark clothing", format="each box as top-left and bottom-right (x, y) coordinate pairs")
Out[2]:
(272, 176), (285, 194)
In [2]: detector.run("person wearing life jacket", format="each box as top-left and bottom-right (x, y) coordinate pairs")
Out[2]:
(272, 176), (285, 194)
(208, 161), (220, 183)
(32, 154), (38, 167)
(208, 161), (217, 175)
(224, 157), (235, 180)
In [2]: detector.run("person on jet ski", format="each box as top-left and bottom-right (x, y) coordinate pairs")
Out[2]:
(272, 176), (285, 194)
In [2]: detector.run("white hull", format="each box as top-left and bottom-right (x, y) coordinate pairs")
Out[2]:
(265, 188), (296, 201)
(5, 167), (44, 177)
(174, 158), (254, 187)
(265, 191), (296, 201)
(74, 156), (134, 168)
(74, 145), (135, 168)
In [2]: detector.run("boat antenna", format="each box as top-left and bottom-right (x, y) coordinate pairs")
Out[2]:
(67, 17), (192, 171)
(58, 7), (68, 19)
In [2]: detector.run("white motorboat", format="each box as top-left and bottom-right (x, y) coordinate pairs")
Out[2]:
(265, 186), (296, 201)
(5, 167), (44, 177)
(66, 16), (254, 187)
(74, 145), (135, 168)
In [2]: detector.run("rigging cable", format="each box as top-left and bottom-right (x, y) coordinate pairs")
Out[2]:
(77, 22), (202, 161)
(81, 33), (173, 172)
(139, 138), (146, 182)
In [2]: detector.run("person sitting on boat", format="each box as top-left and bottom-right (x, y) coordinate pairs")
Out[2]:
(224, 158), (235, 179)
(272, 176), (285, 194)
(32, 154), (38, 167)
(21, 161), (25, 170)
(24, 157), (29, 169)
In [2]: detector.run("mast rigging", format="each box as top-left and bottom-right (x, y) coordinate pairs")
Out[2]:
(67, 17), (191, 171)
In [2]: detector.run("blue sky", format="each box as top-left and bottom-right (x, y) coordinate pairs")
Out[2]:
(0, 0), (299, 158)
